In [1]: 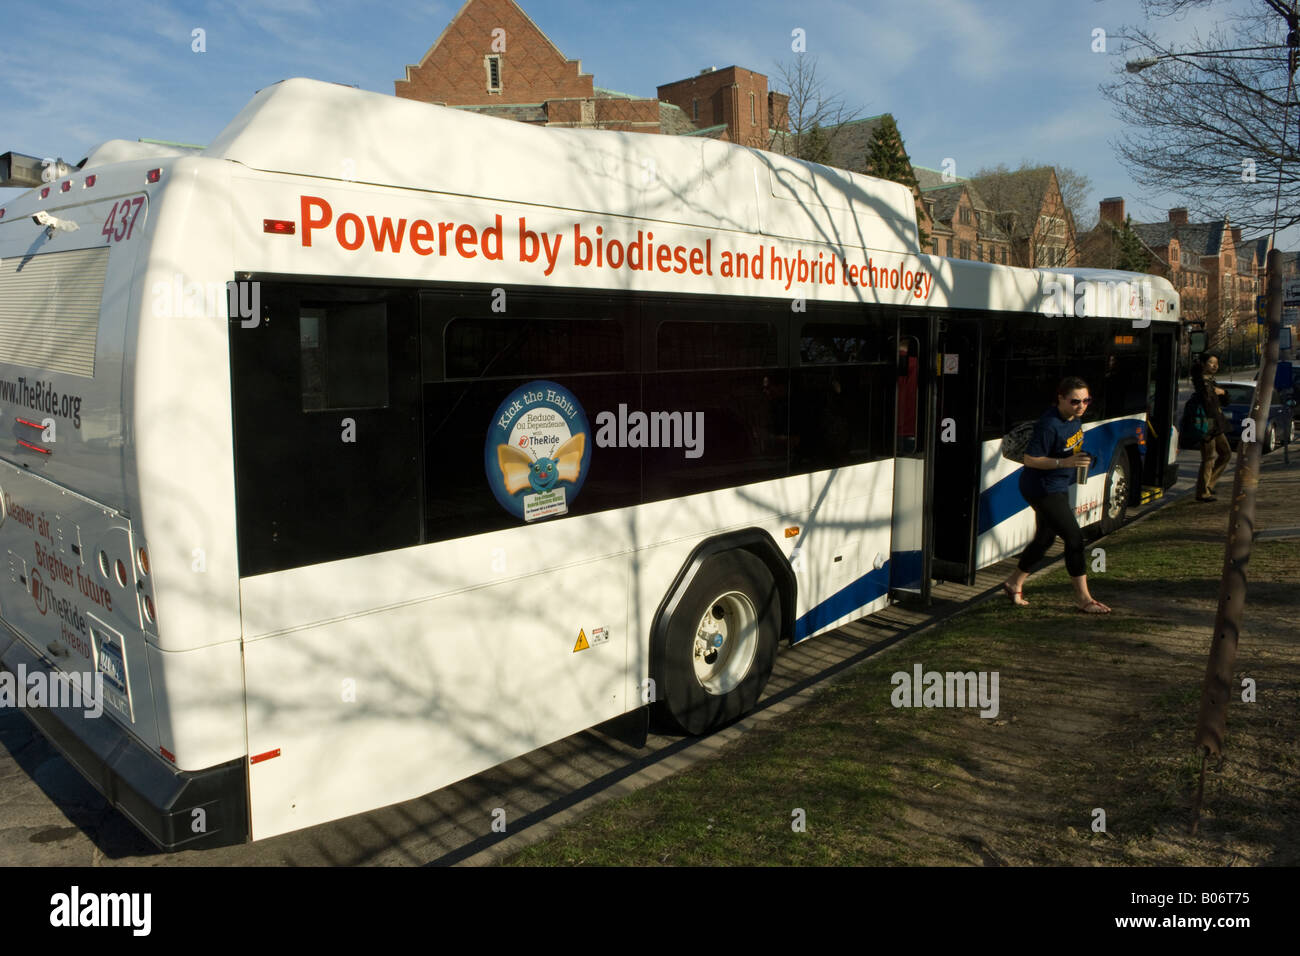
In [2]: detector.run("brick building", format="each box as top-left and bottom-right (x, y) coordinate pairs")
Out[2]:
(396, 0), (788, 142)
(657, 66), (789, 148)
(395, 0), (944, 254)
(396, 0), (669, 133)
(1099, 200), (1262, 343)
(966, 166), (1075, 268)
(914, 166), (1010, 262)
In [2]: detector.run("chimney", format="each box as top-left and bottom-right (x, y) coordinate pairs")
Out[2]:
(1231, 226), (1242, 245)
(1099, 197), (1125, 226)
(1169, 207), (1189, 225)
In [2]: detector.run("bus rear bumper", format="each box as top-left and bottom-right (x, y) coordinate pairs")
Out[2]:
(0, 634), (248, 851)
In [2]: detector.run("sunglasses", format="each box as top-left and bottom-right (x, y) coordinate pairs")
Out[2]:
(1068, 397), (1093, 406)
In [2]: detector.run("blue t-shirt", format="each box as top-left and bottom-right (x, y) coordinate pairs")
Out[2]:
(1019, 407), (1084, 499)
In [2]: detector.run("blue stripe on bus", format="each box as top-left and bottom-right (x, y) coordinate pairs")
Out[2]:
(795, 419), (1148, 641)
(977, 418), (1144, 535)
(977, 470), (1028, 536)
(793, 563), (891, 641)
(889, 549), (923, 591)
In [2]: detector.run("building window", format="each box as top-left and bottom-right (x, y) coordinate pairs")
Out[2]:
(959, 207), (972, 226)
(486, 55), (502, 93)
(693, 98), (699, 121)
(976, 243), (984, 261)
(945, 238), (953, 256)
(1001, 248), (1007, 265)
(750, 92), (756, 125)
(960, 241), (971, 259)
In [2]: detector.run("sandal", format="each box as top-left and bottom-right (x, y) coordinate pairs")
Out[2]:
(1001, 581), (1029, 606)
(1077, 599), (1111, 614)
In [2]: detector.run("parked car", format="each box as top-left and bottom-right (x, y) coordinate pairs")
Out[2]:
(1218, 379), (1296, 453)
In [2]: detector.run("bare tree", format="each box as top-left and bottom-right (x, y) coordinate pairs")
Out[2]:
(1102, 1), (1300, 234)
(1056, 166), (1097, 233)
(767, 55), (861, 161)
(969, 163), (1091, 268)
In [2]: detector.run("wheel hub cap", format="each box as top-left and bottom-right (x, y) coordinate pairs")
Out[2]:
(693, 590), (759, 695)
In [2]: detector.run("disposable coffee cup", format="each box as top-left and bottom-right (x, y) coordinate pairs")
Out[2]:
(1076, 457), (1089, 485)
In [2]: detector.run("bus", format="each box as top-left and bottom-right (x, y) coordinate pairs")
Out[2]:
(0, 78), (1181, 849)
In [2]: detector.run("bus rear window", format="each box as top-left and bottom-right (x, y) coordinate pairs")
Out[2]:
(0, 246), (106, 377)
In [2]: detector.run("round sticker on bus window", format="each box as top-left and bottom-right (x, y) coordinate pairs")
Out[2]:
(485, 380), (591, 522)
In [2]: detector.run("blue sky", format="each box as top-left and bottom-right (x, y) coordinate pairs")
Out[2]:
(1, 0), (1285, 244)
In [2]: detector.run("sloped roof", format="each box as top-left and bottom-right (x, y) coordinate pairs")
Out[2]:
(399, 0), (586, 88)
(923, 183), (965, 225)
(1132, 220), (1223, 258)
(824, 114), (887, 175)
(684, 123), (728, 138)
(914, 165), (963, 191)
(1236, 236), (1270, 271)
(966, 166), (1058, 237)
(658, 101), (697, 136)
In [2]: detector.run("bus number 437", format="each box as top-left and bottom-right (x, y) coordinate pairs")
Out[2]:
(102, 197), (144, 244)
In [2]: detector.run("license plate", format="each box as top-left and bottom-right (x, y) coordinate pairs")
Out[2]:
(94, 632), (127, 694)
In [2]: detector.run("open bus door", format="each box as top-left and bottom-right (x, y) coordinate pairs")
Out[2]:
(889, 320), (929, 601)
(1142, 326), (1178, 495)
(929, 316), (983, 585)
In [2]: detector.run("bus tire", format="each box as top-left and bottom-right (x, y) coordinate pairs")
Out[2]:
(1100, 452), (1131, 535)
(654, 549), (779, 736)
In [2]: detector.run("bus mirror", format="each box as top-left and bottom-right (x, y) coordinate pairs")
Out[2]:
(1189, 330), (1207, 354)
(0, 151), (51, 188)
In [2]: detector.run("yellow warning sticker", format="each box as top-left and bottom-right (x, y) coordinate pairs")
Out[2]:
(573, 629), (590, 652)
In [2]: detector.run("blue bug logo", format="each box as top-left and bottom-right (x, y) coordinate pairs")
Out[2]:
(484, 381), (591, 522)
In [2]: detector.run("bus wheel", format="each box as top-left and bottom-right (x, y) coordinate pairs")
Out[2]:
(1101, 453), (1131, 535)
(655, 550), (779, 736)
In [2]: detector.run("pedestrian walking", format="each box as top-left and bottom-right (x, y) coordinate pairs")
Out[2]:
(1190, 353), (1231, 502)
(1002, 376), (1110, 613)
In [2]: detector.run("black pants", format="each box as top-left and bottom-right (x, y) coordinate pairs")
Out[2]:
(1017, 492), (1086, 577)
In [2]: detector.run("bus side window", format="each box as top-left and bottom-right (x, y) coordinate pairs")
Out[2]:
(644, 311), (787, 502)
(895, 335), (920, 455)
(419, 301), (639, 542)
(300, 304), (389, 411)
(230, 285), (421, 576)
(791, 312), (895, 472)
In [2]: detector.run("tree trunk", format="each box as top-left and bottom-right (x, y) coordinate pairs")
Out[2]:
(1193, 249), (1283, 759)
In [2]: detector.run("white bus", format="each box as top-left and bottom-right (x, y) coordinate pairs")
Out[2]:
(0, 78), (1181, 849)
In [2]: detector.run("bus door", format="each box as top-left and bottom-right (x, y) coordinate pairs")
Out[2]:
(1143, 326), (1177, 492)
(930, 317), (983, 584)
(889, 318), (929, 601)
(229, 280), (423, 577)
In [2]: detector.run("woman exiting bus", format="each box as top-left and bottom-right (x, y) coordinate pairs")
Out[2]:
(1001, 376), (1111, 614)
